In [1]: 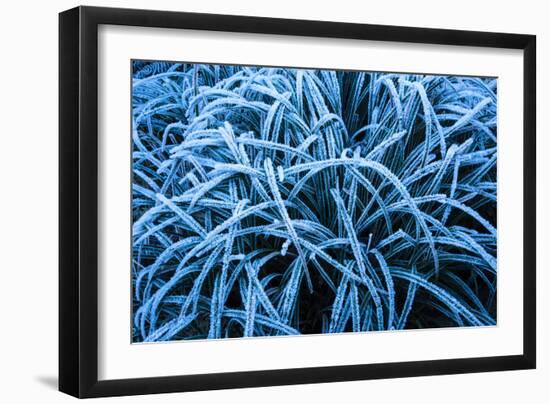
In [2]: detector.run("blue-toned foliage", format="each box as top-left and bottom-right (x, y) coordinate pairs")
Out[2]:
(131, 61), (497, 342)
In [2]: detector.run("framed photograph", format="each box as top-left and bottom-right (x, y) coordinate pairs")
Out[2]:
(59, 6), (536, 398)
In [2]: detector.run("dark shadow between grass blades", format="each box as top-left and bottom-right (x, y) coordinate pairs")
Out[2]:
(131, 62), (497, 343)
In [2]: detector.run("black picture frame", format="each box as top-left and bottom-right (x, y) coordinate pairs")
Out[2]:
(59, 5), (536, 398)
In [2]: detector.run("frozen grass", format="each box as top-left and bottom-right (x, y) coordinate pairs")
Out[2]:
(131, 61), (497, 342)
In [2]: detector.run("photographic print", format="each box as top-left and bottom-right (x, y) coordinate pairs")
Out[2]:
(131, 60), (497, 343)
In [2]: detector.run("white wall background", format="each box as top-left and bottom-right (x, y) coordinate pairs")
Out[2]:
(0, 0), (546, 402)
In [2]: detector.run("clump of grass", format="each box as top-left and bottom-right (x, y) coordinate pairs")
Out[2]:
(131, 61), (497, 342)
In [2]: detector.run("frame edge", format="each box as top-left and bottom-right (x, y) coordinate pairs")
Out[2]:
(522, 34), (536, 369)
(58, 6), (81, 398)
